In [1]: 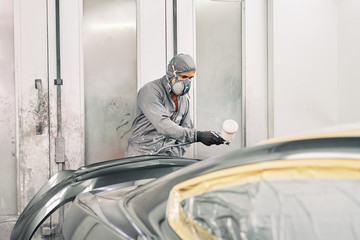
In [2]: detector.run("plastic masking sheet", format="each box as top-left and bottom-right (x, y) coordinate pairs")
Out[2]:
(166, 159), (360, 240)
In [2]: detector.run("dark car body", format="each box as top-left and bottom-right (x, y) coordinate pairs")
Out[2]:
(12, 131), (360, 240)
(10, 155), (200, 240)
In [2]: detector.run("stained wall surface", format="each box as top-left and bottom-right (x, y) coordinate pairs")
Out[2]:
(83, 0), (137, 164)
(195, 0), (242, 158)
(0, 0), (16, 216)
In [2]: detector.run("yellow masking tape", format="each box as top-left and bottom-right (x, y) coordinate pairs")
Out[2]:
(167, 159), (360, 240)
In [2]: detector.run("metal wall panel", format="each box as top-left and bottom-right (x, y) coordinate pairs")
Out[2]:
(0, 0), (16, 216)
(84, 0), (137, 164)
(195, 0), (242, 158)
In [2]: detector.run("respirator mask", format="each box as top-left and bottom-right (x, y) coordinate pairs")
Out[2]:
(169, 65), (192, 96)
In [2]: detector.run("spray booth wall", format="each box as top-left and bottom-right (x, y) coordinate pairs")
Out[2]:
(83, 0), (242, 162)
(83, 0), (137, 164)
(269, 0), (360, 138)
(195, 0), (242, 158)
(0, 0), (16, 223)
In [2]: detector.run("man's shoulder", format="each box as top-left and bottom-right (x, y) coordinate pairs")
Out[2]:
(140, 77), (167, 93)
(138, 77), (168, 98)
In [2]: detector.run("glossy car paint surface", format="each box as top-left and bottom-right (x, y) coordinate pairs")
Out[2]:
(60, 137), (360, 239)
(11, 155), (200, 240)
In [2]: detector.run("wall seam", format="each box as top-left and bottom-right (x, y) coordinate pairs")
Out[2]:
(267, 0), (274, 139)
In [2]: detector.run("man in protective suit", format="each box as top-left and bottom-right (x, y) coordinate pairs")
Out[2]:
(125, 54), (224, 157)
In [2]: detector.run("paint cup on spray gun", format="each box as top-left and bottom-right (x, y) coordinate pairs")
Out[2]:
(221, 119), (239, 144)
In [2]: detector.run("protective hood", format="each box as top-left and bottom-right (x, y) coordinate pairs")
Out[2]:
(166, 54), (196, 81)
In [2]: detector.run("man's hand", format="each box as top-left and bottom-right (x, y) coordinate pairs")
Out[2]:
(196, 131), (225, 146)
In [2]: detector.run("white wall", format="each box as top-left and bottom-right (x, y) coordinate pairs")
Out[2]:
(244, 0), (268, 146)
(266, 0), (360, 139)
(245, 0), (360, 144)
(177, 0), (196, 56)
(270, 0), (339, 138)
(338, 0), (360, 123)
(137, 0), (167, 87)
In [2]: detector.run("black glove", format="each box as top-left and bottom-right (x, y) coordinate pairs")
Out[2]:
(196, 131), (225, 146)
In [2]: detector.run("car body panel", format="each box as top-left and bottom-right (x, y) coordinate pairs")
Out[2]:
(11, 155), (200, 240)
(12, 136), (360, 240)
(123, 137), (360, 239)
(58, 137), (360, 240)
(62, 187), (138, 240)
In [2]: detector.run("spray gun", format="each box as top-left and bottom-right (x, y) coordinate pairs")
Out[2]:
(155, 119), (239, 154)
